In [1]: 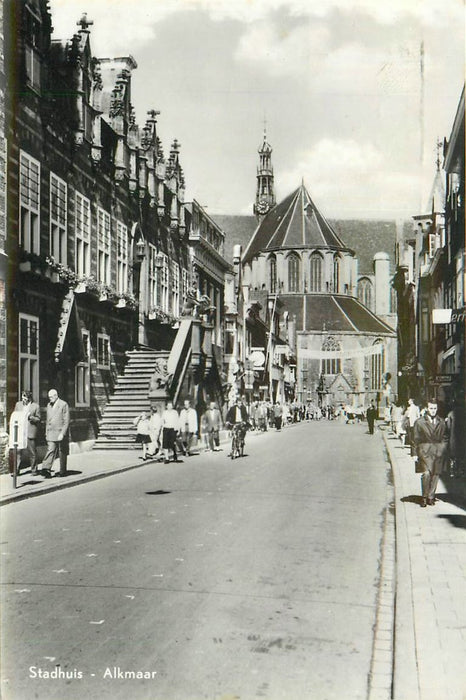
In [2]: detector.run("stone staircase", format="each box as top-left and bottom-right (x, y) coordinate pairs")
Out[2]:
(93, 349), (169, 450)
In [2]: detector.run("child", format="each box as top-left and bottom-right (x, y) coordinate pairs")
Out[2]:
(133, 412), (151, 460)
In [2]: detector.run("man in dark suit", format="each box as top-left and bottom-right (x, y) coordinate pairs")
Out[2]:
(412, 399), (449, 507)
(41, 389), (70, 478)
(366, 401), (377, 435)
(14, 390), (41, 474)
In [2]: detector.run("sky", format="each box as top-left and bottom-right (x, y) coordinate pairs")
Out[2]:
(50, 0), (464, 220)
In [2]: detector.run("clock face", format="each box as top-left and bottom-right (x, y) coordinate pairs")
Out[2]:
(257, 199), (269, 214)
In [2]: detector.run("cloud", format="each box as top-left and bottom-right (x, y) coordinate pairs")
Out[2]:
(279, 138), (423, 217)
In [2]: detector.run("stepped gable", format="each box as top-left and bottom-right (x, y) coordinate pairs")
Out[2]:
(243, 184), (350, 263)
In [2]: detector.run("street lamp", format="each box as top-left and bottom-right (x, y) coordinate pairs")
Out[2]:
(135, 238), (146, 263)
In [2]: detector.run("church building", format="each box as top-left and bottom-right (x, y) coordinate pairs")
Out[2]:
(215, 131), (398, 410)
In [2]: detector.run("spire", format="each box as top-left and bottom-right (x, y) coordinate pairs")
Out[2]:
(254, 124), (275, 218)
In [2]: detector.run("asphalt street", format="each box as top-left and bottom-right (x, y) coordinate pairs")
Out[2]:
(1, 420), (391, 700)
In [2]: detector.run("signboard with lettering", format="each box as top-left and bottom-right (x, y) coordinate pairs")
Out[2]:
(432, 308), (465, 324)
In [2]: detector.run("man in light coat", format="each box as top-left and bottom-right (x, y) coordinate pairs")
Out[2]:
(179, 400), (198, 456)
(202, 401), (222, 451)
(412, 399), (449, 507)
(41, 389), (70, 478)
(13, 390), (41, 474)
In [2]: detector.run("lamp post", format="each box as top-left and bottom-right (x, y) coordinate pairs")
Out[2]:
(134, 237), (147, 347)
(13, 419), (18, 490)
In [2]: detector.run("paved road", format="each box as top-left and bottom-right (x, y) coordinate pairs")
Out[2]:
(1, 421), (391, 700)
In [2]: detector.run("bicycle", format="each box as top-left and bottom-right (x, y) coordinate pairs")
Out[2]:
(229, 422), (247, 459)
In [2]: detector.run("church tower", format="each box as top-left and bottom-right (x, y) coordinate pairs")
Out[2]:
(254, 127), (276, 218)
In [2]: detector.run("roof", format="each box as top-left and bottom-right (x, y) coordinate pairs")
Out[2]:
(242, 185), (349, 263)
(329, 219), (398, 275)
(212, 212), (404, 274)
(280, 294), (395, 335)
(210, 215), (257, 264)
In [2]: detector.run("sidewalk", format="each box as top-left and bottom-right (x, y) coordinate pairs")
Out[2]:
(381, 426), (466, 700)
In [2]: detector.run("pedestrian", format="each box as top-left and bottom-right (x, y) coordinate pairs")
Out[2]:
(148, 404), (163, 458)
(41, 389), (70, 478)
(412, 398), (449, 507)
(202, 401), (222, 451)
(179, 399), (198, 456)
(161, 401), (180, 464)
(404, 398), (420, 455)
(366, 400), (377, 435)
(273, 401), (283, 430)
(133, 411), (152, 460)
(10, 390), (41, 475)
(391, 402), (404, 439)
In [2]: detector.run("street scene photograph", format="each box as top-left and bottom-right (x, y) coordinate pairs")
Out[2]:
(0, 0), (464, 699)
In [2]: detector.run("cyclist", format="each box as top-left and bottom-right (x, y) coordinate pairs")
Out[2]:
(225, 397), (250, 458)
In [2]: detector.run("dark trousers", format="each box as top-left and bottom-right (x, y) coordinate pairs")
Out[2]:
(42, 440), (68, 475)
(367, 419), (375, 434)
(274, 417), (282, 430)
(421, 471), (440, 500)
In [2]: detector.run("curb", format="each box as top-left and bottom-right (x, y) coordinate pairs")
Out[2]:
(381, 430), (420, 700)
(0, 425), (278, 506)
(0, 458), (151, 506)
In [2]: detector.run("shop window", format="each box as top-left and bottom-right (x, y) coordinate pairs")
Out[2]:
(19, 314), (39, 398)
(75, 330), (90, 406)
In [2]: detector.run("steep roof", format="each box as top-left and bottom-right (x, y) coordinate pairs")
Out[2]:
(242, 184), (349, 263)
(210, 215), (257, 265)
(329, 219), (398, 275)
(281, 294), (395, 335)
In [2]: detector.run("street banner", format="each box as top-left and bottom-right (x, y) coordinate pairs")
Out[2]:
(299, 344), (384, 360)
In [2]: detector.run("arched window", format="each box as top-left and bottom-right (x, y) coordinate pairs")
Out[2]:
(309, 252), (323, 292)
(269, 255), (277, 293)
(333, 255), (341, 293)
(288, 253), (301, 292)
(357, 277), (373, 310)
(321, 336), (341, 375)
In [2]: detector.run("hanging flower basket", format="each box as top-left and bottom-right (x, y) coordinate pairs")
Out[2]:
(74, 281), (87, 294)
(115, 298), (126, 308)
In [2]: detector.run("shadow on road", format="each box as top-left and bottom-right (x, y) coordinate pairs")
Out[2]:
(436, 489), (466, 511)
(145, 490), (172, 495)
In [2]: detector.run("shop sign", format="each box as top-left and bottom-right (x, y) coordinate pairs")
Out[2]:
(430, 373), (455, 385)
(432, 308), (465, 324)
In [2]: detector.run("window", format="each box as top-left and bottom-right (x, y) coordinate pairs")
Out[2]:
(269, 255), (277, 293)
(19, 314), (39, 398)
(116, 222), (128, 294)
(148, 244), (158, 307)
(19, 152), (40, 254)
(309, 253), (323, 292)
(97, 333), (110, 369)
(75, 192), (91, 277)
(321, 336), (341, 375)
(181, 268), (189, 308)
(288, 253), (300, 292)
(333, 255), (341, 293)
(171, 262), (180, 316)
(50, 173), (67, 264)
(75, 330), (90, 406)
(97, 208), (111, 285)
(24, 7), (41, 91)
(357, 278), (373, 310)
(159, 253), (169, 312)
(370, 341), (385, 390)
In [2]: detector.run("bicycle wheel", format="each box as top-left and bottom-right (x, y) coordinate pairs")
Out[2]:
(239, 439), (244, 457)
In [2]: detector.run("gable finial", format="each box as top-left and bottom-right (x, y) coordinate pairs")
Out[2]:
(77, 13), (94, 32)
